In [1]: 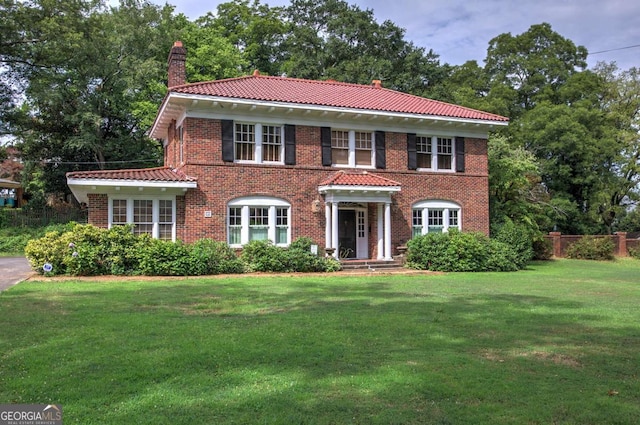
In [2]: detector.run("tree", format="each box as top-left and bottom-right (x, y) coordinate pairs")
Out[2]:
(282, 0), (447, 95)
(484, 22), (588, 119)
(204, 0), (286, 76)
(180, 19), (247, 82)
(488, 134), (549, 232)
(3, 0), (189, 198)
(592, 63), (640, 231)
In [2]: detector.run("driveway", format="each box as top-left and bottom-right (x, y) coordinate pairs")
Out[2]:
(0, 257), (33, 292)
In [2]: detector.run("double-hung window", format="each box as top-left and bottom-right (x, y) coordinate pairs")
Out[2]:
(109, 198), (176, 241)
(133, 200), (153, 236)
(331, 130), (374, 167)
(331, 130), (349, 165)
(235, 123), (283, 163)
(412, 200), (461, 236)
(437, 137), (453, 169)
(416, 136), (455, 171)
(416, 136), (432, 169)
(262, 125), (282, 162)
(227, 197), (291, 247)
(235, 123), (255, 161)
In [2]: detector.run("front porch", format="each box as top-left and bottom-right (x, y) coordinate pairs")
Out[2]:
(318, 171), (401, 261)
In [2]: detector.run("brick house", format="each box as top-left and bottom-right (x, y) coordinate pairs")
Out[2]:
(67, 41), (508, 260)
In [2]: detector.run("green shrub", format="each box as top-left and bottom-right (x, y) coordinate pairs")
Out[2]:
(25, 224), (338, 276)
(565, 236), (615, 260)
(406, 229), (523, 272)
(241, 240), (288, 272)
(532, 237), (553, 260)
(100, 225), (145, 275)
(486, 239), (520, 272)
(138, 238), (194, 276)
(0, 223), (73, 255)
(492, 220), (534, 268)
(241, 238), (340, 273)
(189, 239), (245, 275)
(25, 229), (75, 275)
(282, 237), (327, 272)
(629, 247), (640, 260)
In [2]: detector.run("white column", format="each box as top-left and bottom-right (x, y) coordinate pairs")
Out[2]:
(384, 202), (392, 260)
(332, 202), (339, 258)
(377, 203), (384, 260)
(325, 202), (332, 251)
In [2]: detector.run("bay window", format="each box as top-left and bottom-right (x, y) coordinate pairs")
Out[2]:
(412, 200), (461, 236)
(227, 197), (291, 247)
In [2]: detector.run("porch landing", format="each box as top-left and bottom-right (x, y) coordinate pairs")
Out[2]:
(339, 259), (405, 272)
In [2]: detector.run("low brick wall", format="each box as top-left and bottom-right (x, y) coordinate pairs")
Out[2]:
(544, 232), (635, 257)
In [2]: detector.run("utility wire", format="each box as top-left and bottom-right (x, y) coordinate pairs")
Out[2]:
(23, 159), (161, 165)
(590, 44), (640, 55)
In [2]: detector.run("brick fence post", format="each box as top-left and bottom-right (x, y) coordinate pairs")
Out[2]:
(549, 232), (562, 258)
(615, 232), (628, 256)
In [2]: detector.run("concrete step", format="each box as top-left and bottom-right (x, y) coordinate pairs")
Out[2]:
(340, 259), (405, 272)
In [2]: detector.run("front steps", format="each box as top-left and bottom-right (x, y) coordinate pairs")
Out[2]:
(339, 259), (405, 272)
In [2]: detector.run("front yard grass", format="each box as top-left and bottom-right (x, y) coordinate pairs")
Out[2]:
(1, 259), (639, 424)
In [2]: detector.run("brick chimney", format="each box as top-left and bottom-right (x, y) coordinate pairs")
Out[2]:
(167, 41), (186, 88)
(371, 79), (382, 89)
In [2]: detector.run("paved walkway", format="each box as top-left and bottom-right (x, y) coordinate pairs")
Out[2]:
(0, 257), (33, 292)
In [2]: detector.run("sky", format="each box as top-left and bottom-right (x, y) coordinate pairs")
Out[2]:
(150, 0), (640, 71)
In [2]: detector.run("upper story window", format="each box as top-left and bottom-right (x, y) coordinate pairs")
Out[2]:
(412, 200), (461, 237)
(416, 136), (455, 171)
(331, 130), (349, 165)
(235, 123), (283, 163)
(330, 129), (374, 168)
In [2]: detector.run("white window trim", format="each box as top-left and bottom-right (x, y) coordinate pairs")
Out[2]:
(416, 136), (456, 173)
(235, 122), (285, 165)
(412, 200), (461, 236)
(227, 196), (291, 247)
(332, 129), (375, 169)
(108, 196), (177, 241)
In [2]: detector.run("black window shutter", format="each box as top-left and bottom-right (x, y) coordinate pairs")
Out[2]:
(221, 120), (234, 162)
(284, 124), (296, 165)
(375, 131), (386, 169)
(455, 137), (465, 172)
(407, 133), (417, 170)
(321, 127), (332, 166)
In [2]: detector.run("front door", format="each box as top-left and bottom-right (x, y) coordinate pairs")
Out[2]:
(338, 210), (356, 259)
(338, 208), (368, 259)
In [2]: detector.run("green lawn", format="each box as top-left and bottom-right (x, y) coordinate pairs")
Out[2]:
(1, 259), (639, 424)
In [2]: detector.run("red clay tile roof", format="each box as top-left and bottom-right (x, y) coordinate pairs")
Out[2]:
(319, 171), (401, 187)
(66, 167), (196, 182)
(171, 75), (508, 122)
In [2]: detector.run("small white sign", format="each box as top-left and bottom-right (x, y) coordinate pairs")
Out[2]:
(204, 211), (212, 218)
(310, 244), (318, 255)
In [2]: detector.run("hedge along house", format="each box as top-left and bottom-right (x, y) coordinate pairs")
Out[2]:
(67, 41), (509, 260)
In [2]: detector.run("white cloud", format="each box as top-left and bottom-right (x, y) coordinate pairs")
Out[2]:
(148, 0), (639, 70)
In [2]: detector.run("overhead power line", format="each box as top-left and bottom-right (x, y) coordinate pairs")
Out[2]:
(23, 159), (161, 166)
(590, 44), (640, 55)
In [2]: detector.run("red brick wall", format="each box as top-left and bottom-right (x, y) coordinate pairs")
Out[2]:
(174, 118), (489, 251)
(87, 193), (108, 228)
